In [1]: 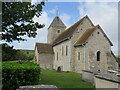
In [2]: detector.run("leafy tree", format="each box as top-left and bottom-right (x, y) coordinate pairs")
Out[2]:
(2, 43), (33, 61)
(2, 2), (45, 42)
(2, 43), (19, 61)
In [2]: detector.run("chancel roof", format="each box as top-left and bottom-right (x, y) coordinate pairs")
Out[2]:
(74, 25), (98, 46)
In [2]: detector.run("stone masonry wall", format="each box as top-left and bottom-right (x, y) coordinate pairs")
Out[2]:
(53, 40), (71, 71)
(39, 53), (54, 69)
(71, 17), (94, 72)
(85, 27), (118, 73)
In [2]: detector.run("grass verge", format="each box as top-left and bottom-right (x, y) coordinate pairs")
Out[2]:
(39, 69), (95, 89)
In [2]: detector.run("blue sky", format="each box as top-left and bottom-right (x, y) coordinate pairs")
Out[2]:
(5, 1), (118, 55)
(42, 2), (81, 26)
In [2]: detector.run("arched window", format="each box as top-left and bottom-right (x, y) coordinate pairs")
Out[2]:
(78, 52), (80, 60)
(62, 46), (63, 56)
(97, 51), (100, 61)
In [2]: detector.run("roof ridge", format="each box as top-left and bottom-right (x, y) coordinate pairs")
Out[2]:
(52, 15), (88, 46)
(36, 42), (51, 45)
(64, 15), (88, 32)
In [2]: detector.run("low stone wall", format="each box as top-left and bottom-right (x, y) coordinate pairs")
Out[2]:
(95, 73), (120, 89)
(82, 70), (98, 84)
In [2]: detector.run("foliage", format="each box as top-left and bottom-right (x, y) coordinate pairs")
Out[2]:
(2, 43), (35, 61)
(17, 49), (35, 60)
(2, 2), (45, 42)
(2, 43), (19, 61)
(2, 61), (40, 90)
(39, 69), (95, 89)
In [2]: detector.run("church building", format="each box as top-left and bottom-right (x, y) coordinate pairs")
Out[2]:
(34, 15), (118, 73)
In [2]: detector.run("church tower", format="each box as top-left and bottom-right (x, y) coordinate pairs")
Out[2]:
(47, 16), (66, 43)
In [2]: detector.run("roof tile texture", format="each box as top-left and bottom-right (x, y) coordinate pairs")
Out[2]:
(36, 43), (53, 53)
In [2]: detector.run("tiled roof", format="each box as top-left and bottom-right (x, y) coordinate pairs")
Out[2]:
(48, 16), (66, 29)
(74, 25), (113, 47)
(74, 25), (98, 46)
(35, 43), (54, 53)
(52, 15), (88, 46)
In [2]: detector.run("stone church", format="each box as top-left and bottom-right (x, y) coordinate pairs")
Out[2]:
(35, 15), (118, 74)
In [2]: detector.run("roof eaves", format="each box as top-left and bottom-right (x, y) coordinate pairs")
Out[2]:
(52, 37), (70, 47)
(74, 43), (86, 47)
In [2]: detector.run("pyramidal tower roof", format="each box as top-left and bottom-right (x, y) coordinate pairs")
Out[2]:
(48, 16), (66, 29)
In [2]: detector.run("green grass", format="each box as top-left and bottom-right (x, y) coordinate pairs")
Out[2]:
(39, 69), (95, 89)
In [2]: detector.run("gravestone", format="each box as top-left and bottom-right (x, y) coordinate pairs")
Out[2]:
(17, 85), (59, 90)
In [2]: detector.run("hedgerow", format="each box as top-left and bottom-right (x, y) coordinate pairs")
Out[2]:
(2, 61), (40, 90)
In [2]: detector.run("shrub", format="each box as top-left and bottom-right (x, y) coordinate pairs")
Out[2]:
(2, 61), (40, 90)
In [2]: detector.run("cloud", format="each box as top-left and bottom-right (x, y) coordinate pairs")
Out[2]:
(49, 8), (57, 15)
(11, 11), (71, 50)
(60, 13), (71, 27)
(11, 11), (52, 50)
(78, 2), (118, 55)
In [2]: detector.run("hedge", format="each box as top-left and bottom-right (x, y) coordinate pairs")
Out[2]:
(2, 61), (40, 90)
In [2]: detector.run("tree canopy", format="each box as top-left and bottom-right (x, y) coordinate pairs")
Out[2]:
(2, 2), (45, 42)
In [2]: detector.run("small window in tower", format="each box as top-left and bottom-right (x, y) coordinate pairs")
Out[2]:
(58, 30), (60, 33)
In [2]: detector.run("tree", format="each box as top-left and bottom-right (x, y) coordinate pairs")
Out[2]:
(2, 2), (45, 42)
(2, 43), (19, 61)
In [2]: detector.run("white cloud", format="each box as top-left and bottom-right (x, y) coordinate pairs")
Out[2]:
(78, 2), (118, 55)
(49, 8), (57, 15)
(60, 13), (71, 27)
(11, 11), (71, 50)
(12, 11), (52, 50)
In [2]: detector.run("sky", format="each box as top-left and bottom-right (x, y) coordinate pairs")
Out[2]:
(6, 1), (118, 55)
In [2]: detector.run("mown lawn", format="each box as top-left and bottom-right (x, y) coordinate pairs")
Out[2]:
(39, 69), (95, 89)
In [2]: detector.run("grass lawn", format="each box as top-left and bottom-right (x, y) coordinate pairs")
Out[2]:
(39, 69), (95, 89)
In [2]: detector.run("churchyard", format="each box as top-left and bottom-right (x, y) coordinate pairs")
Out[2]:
(2, 61), (95, 90)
